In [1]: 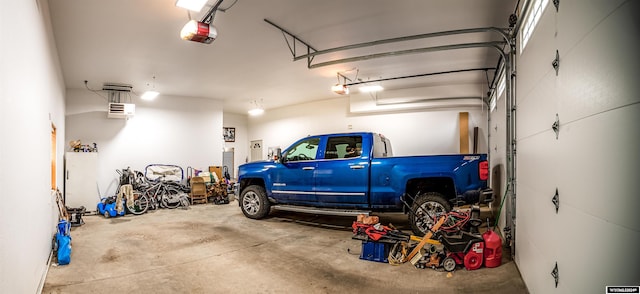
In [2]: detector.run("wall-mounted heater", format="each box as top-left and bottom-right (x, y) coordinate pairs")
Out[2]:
(107, 102), (135, 119)
(103, 83), (135, 119)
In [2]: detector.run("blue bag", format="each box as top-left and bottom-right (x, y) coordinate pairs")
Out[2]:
(56, 220), (71, 265)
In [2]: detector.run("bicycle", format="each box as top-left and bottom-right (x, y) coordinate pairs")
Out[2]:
(116, 167), (150, 215)
(141, 176), (190, 209)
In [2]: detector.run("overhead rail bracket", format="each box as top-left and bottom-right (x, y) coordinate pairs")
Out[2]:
(345, 67), (494, 86)
(264, 19), (510, 69)
(309, 41), (507, 69)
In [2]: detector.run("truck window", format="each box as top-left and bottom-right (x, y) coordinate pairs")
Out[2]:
(373, 134), (392, 158)
(324, 136), (362, 159)
(283, 138), (320, 161)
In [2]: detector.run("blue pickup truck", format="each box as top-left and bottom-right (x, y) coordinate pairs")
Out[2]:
(237, 132), (492, 235)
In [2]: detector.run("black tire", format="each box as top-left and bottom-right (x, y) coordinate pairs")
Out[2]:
(409, 192), (451, 236)
(161, 186), (182, 209)
(240, 185), (270, 219)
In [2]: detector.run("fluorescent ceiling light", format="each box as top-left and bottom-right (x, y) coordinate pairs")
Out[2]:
(248, 108), (264, 116)
(359, 85), (384, 93)
(141, 91), (159, 101)
(175, 0), (208, 12)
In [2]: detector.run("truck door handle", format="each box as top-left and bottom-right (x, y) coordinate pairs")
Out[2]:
(302, 167), (315, 170)
(350, 165), (365, 169)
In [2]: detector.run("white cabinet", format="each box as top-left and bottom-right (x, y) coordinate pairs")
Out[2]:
(64, 152), (99, 211)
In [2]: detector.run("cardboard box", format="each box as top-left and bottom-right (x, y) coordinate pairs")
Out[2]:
(209, 166), (223, 181)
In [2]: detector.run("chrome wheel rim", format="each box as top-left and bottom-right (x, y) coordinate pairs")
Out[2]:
(242, 191), (260, 215)
(415, 201), (447, 233)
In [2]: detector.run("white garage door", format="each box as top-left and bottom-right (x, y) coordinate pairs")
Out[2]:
(514, 0), (640, 293)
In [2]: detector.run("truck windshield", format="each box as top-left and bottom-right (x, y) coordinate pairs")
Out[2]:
(283, 138), (320, 161)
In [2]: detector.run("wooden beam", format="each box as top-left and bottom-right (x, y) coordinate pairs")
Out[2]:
(459, 112), (469, 154)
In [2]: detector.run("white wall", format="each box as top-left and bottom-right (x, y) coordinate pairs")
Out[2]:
(222, 112), (249, 177)
(65, 89), (224, 197)
(514, 0), (640, 293)
(0, 0), (67, 292)
(247, 97), (488, 159)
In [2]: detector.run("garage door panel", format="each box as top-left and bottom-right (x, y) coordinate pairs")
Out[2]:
(558, 1), (640, 123)
(557, 104), (640, 232)
(515, 227), (560, 294)
(516, 182), (560, 257)
(490, 95), (507, 153)
(517, 131), (559, 196)
(517, 6), (558, 101)
(517, 195), (640, 294)
(517, 73), (558, 139)
(557, 204), (640, 293)
(514, 1), (638, 292)
(557, 0), (627, 56)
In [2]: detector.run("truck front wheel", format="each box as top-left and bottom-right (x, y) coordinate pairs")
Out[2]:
(409, 192), (451, 236)
(240, 185), (270, 219)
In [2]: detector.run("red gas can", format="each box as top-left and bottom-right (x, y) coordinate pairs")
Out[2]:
(482, 230), (502, 268)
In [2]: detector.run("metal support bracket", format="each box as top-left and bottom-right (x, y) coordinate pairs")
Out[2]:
(552, 188), (559, 213)
(552, 113), (560, 139)
(553, 0), (560, 12)
(503, 226), (512, 245)
(263, 19), (318, 67)
(551, 262), (559, 288)
(508, 14), (518, 27)
(552, 50), (560, 75)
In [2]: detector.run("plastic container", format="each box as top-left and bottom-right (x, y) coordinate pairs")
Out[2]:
(360, 241), (389, 263)
(483, 230), (503, 268)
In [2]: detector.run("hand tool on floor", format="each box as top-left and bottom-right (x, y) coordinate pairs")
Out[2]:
(403, 216), (445, 263)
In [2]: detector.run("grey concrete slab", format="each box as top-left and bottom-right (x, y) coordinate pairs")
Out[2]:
(43, 202), (528, 293)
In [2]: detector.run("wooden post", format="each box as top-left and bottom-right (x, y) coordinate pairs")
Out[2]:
(459, 112), (469, 154)
(473, 126), (479, 154)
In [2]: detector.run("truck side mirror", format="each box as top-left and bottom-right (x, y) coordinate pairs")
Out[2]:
(275, 148), (282, 163)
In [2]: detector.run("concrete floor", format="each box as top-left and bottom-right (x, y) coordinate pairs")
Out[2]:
(43, 200), (528, 294)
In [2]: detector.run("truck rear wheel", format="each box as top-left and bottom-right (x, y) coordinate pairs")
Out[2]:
(409, 192), (451, 236)
(240, 185), (270, 219)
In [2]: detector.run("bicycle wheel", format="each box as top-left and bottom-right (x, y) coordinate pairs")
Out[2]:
(126, 194), (149, 215)
(161, 185), (183, 209)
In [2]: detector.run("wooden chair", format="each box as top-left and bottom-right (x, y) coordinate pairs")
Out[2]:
(190, 177), (208, 204)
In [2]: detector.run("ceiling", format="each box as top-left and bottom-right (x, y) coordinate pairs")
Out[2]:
(48, 0), (517, 114)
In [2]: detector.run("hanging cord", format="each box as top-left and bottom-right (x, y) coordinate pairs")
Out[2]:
(84, 80), (108, 101)
(492, 183), (511, 231)
(438, 210), (471, 233)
